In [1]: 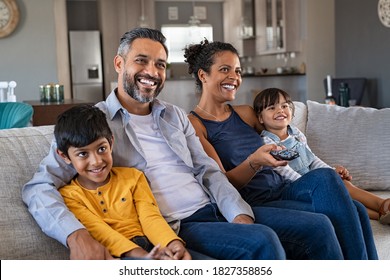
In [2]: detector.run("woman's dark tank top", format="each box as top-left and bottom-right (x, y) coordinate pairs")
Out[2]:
(190, 105), (286, 205)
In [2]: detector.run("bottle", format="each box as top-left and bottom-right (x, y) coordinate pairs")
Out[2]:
(7, 81), (17, 102)
(0, 81), (8, 102)
(325, 75), (336, 105)
(338, 82), (350, 107)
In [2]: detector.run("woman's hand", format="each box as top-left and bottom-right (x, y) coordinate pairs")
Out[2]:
(250, 144), (288, 168)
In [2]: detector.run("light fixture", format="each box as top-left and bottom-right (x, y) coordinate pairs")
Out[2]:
(138, 0), (149, 28)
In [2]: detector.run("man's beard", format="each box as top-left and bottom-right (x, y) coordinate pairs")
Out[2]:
(122, 71), (163, 103)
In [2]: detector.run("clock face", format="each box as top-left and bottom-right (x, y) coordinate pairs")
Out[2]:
(0, 0), (19, 38)
(0, 1), (11, 29)
(378, 0), (390, 27)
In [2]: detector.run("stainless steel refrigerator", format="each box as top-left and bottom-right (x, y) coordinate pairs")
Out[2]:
(69, 30), (104, 103)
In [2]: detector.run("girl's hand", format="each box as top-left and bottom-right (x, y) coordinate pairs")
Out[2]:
(335, 165), (352, 181)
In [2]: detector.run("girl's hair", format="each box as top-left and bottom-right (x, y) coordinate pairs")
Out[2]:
(117, 27), (168, 60)
(54, 105), (113, 157)
(183, 38), (240, 93)
(253, 88), (295, 115)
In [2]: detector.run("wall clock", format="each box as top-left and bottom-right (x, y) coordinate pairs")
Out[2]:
(0, 0), (20, 38)
(378, 0), (390, 28)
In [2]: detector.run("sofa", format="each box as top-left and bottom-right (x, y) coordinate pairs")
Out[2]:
(0, 100), (389, 260)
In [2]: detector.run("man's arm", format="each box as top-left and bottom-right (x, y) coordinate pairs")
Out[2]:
(22, 141), (84, 245)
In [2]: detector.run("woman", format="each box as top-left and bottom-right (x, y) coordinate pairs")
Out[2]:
(184, 39), (378, 260)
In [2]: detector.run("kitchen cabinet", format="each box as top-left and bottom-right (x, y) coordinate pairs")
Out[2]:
(255, 0), (301, 55)
(223, 0), (256, 57)
(224, 0), (301, 57)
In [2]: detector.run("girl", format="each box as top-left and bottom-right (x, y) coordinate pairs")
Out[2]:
(253, 87), (390, 224)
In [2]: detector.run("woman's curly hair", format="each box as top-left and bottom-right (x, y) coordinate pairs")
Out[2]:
(183, 39), (239, 93)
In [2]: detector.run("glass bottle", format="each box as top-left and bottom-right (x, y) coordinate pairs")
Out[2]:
(325, 75), (336, 105)
(339, 82), (350, 107)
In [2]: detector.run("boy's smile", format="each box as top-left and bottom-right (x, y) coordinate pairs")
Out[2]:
(58, 137), (113, 190)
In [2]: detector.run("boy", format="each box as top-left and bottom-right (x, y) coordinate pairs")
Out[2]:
(55, 104), (191, 259)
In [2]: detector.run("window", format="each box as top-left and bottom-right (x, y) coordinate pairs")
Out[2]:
(161, 24), (213, 63)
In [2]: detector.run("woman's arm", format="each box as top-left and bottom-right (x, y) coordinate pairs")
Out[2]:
(189, 106), (287, 189)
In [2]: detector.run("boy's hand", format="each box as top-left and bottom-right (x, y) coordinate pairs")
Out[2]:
(123, 246), (158, 259)
(335, 165), (352, 181)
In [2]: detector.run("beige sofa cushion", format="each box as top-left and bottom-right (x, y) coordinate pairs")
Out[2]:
(292, 101), (308, 134)
(305, 101), (390, 191)
(0, 126), (69, 259)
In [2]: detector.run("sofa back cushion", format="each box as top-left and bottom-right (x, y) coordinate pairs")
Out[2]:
(0, 126), (69, 259)
(305, 101), (390, 191)
(292, 101), (308, 134)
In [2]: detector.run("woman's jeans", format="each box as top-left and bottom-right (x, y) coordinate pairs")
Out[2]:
(251, 168), (378, 260)
(179, 203), (344, 260)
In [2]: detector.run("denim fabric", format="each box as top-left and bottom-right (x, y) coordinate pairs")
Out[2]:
(179, 204), (286, 260)
(250, 206), (343, 259)
(131, 236), (154, 252)
(256, 168), (378, 260)
(351, 200), (378, 260)
(261, 127), (315, 175)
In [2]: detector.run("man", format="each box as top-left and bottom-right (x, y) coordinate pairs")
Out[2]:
(22, 28), (340, 260)
(22, 28), (283, 260)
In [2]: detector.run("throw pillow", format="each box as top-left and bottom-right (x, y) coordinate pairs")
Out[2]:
(306, 101), (390, 191)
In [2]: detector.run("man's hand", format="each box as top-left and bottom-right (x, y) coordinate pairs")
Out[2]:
(166, 240), (192, 260)
(232, 214), (254, 224)
(67, 229), (114, 260)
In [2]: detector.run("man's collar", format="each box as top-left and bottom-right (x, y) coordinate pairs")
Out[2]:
(105, 88), (167, 119)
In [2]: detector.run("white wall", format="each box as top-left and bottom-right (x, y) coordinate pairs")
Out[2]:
(0, 0), (69, 102)
(304, 0), (335, 103)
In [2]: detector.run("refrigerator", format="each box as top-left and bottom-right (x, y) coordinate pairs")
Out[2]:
(69, 31), (104, 103)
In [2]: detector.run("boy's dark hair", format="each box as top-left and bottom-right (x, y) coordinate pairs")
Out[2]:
(54, 105), (112, 157)
(253, 88), (295, 116)
(183, 39), (240, 93)
(117, 27), (168, 59)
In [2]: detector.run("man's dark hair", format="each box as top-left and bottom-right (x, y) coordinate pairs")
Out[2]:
(117, 27), (168, 59)
(54, 105), (112, 157)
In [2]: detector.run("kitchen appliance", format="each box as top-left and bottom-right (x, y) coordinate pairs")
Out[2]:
(69, 30), (104, 103)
